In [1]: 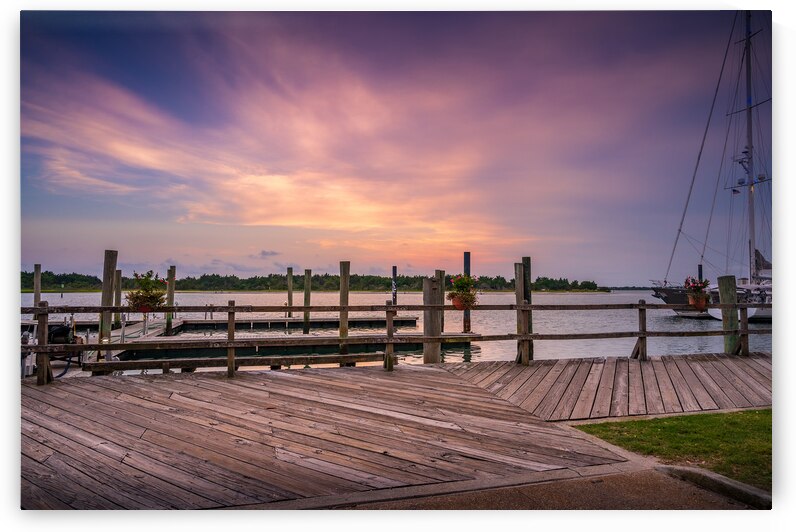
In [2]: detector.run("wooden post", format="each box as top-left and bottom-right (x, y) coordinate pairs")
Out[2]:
(227, 300), (235, 377)
(718, 275), (740, 354)
(637, 299), (648, 360)
(165, 265), (176, 335)
(113, 269), (122, 329)
(463, 251), (471, 333)
(286, 267), (294, 318)
(515, 263), (530, 366)
(515, 256), (534, 362)
(385, 300), (395, 371)
(99, 250), (118, 356)
(36, 301), (53, 385)
(339, 261), (350, 356)
(739, 306), (750, 356)
(303, 269), (311, 334)
(391, 265), (398, 305)
(435, 269), (445, 333)
(423, 277), (441, 364)
(33, 264), (41, 308)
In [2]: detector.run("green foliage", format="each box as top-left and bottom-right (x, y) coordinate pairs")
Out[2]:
(577, 409), (772, 492)
(22, 270), (607, 292)
(446, 274), (478, 308)
(126, 270), (167, 310)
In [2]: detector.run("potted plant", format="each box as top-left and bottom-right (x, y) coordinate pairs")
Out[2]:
(126, 270), (167, 313)
(447, 274), (478, 310)
(684, 276), (711, 311)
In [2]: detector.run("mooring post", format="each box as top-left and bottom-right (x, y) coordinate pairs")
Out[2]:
(514, 263), (530, 366)
(227, 300), (236, 377)
(718, 275), (740, 354)
(113, 269), (122, 329)
(99, 250), (118, 356)
(385, 299), (395, 371)
(303, 269), (312, 334)
(33, 264), (41, 308)
(35, 301), (53, 385)
(165, 265), (176, 335)
(739, 306), (750, 356)
(463, 251), (471, 333)
(391, 265), (398, 305)
(638, 299), (648, 360)
(523, 256), (533, 361)
(423, 277), (441, 363)
(286, 267), (294, 318)
(435, 269), (445, 334)
(339, 261), (351, 360)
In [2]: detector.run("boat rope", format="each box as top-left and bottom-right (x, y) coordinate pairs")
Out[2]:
(664, 11), (738, 283)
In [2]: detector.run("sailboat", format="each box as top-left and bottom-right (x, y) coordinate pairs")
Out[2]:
(652, 11), (772, 322)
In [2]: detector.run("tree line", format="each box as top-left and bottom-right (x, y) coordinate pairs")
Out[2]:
(21, 270), (608, 292)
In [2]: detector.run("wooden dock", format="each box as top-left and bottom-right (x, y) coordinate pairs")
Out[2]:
(21, 354), (771, 509)
(440, 353), (771, 421)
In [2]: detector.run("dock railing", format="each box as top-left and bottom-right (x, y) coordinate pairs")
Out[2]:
(21, 298), (771, 385)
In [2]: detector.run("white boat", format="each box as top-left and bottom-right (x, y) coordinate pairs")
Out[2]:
(652, 11), (771, 323)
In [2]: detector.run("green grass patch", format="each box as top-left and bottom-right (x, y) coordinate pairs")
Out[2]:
(577, 409), (771, 492)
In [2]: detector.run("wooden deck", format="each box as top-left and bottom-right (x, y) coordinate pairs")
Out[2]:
(21, 353), (771, 509)
(440, 353), (772, 421)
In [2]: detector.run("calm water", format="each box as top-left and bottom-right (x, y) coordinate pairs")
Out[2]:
(21, 290), (772, 364)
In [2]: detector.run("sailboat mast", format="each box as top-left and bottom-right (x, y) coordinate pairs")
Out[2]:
(745, 10), (757, 281)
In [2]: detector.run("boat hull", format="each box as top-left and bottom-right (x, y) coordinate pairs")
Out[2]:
(651, 287), (714, 319)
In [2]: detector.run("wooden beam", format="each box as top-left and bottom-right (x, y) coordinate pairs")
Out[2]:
(99, 250), (118, 354)
(718, 275), (740, 354)
(463, 252), (471, 333)
(113, 269), (122, 329)
(385, 300), (395, 371)
(339, 261), (350, 356)
(303, 269), (311, 334)
(515, 263), (529, 366)
(227, 300), (235, 378)
(286, 267), (294, 318)
(165, 265), (176, 335)
(423, 277), (441, 363)
(35, 301), (53, 385)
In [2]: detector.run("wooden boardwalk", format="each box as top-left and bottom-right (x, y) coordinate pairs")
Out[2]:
(20, 354), (771, 509)
(440, 353), (772, 421)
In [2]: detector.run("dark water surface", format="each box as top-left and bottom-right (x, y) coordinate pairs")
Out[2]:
(22, 290), (772, 364)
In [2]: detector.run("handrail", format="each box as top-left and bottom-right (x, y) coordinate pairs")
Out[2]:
(21, 299), (771, 384)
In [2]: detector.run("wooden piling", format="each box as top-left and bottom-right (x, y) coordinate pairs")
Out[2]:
(303, 269), (311, 334)
(165, 265), (176, 335)
(739, 306), (750, 356)
(36, 301), (53, 385)
(630, 299), (648, 360)
(423, 277), (441, 364)
(718, 276), (740, 354)
(385, 300), (395, 371)
(113, 269), (122, 329)
(286, 267), (294, 318)
(33, 264), (41, 308)
(391, 265), (398, 305)
(514, 263), (530, 366)
(523, 256), (533, 361)
(463, 252), (471, 333)
(435, 269), (445, 333)
(339, 261), (350, 357)
(99, 250), (118, 353)
(227, 300), (235, 377)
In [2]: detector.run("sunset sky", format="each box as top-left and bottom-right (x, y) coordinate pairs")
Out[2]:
(19, 9), (775, 286)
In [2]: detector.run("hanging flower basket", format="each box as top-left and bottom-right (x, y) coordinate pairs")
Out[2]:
(687, 292), (709, 312)
(446, 274), (478, 310)
(126, 270), (166, 314)
(684, 276), (711, 311)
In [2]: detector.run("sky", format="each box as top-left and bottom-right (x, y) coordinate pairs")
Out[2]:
(18, 8), (775, 286)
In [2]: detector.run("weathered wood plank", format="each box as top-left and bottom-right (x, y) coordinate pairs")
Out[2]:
(570, 359), (604, 420)
(672, 356), (719, 411)
(518, 359), (570, 413)
(694, 356), (752, 408)
(533, 359), (581, 420)
(609, 357), (629, 418)
(651, 359), (682, 414)
(590, 356), (617, 418)
(687, 358), (736, 410)
(627, 359), (646, 416)
(550, 359), (593, 421)
(707, 355), (769, 406)
(661, 356), (702, 412)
